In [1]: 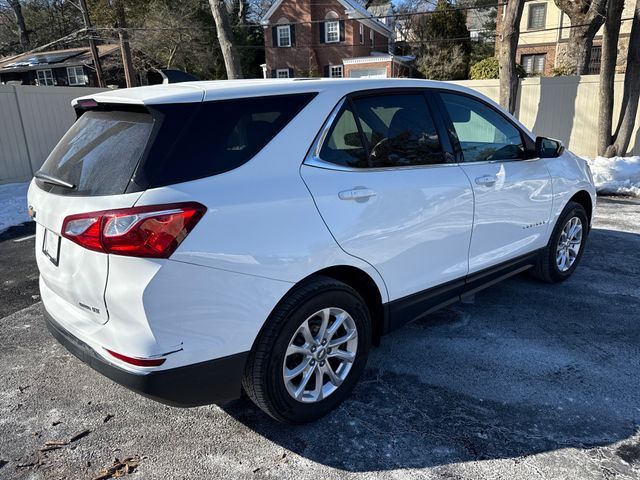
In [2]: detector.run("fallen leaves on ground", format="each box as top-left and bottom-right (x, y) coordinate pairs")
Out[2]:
(92, 456), (140, 480)
(39, 429), (91, 451)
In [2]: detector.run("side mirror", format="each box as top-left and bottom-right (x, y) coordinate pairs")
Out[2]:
(535, 136), (564, 158)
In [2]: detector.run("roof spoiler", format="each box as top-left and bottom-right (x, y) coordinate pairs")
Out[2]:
(151, 68), (200, 85)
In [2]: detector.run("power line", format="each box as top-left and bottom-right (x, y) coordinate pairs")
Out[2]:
(85, 16), (634, 45)
(86, 2), (505, 32)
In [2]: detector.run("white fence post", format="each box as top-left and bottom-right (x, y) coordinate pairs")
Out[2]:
(0, 85), (33, 184)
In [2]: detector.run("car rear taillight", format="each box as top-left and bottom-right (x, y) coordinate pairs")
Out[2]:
(61, 202), (206, 258)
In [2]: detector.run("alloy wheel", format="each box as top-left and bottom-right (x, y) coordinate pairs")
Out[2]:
(282, 307), (358, 403)
(556, 216), (583, 272)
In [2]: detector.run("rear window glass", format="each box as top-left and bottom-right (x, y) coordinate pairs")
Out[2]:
(38, 111), (154, 196)
(143, 93), (317, 188)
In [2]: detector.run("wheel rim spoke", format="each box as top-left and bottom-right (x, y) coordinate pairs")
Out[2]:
(286, 344), (309, 356)
(284, 357), (311, 380)
(311, 369), (324, 401)
(294, 365), (315, 400)
(328, 349), (355, 363)
(326, 312), (347, 339)
(299, 320), (315, 346)
(328, 328), (357, 348)
(315, 308), (330, 343)
(324, 363), (343, 387)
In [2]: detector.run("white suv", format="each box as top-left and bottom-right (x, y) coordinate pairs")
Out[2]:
(28, 79), (596, 423)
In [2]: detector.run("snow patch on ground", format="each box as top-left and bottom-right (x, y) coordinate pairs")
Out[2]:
(0, 182), (31, 233)
(585, 156), (640, 197)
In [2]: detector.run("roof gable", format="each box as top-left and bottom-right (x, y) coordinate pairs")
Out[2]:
(261, 0), (392, 35)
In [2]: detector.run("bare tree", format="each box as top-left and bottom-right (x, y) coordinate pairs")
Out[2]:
(208, 0), (243, 79)
(498, 0), (525, 114)
(554, 0), (607, 75)
(7, 0), (28, 49)
(598, 0), (640, 156)
(596, 0), (624, 156)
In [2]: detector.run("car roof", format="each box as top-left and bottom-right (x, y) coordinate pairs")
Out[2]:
(73, 78), (485, 107)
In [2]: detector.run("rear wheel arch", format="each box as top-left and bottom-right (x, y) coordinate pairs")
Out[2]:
(250, 266), (386, 356)
(312, 266), (385, 346)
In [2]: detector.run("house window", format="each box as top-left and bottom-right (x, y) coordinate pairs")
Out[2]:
(67, 66), (87, 86)
(370, 29), (375, 47)
(588, 46), (602, 74)
(359, 24), (364, 44)
(330, 65), (343, 78)
(277, 25), (291, 47)
(527, 4), (546, 30)
(276, 69), (290, 79)
(36, 69), (54, 86)
(325, 21), (340, 43)
(522, 54), (546, 75)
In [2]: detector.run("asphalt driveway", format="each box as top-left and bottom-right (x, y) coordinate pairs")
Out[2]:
(1, 197), (639, 479)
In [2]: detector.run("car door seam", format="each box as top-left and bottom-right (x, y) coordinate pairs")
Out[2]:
(297, 164), (391, 304)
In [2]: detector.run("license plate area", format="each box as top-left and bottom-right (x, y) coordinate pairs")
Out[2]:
(43, 228), (61, 266)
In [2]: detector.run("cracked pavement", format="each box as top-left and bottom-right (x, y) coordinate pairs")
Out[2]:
(1, 196), (639, 479)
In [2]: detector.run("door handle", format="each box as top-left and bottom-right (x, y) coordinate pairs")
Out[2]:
(338, 188), (377, 201)
(475, 175), (497, 186)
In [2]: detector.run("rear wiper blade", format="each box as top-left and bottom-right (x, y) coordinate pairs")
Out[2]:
(34, 171), (76, 190)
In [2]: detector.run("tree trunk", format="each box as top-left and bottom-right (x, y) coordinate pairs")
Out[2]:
(611, 0), (640, 156)
(597, 0), (624, 156)
(209, 0), (243, 79)
(554, 0), (606, 74)
(7, 0), (29, 50)
(567, 25), (597, 75)
(498, 0), (525, 114)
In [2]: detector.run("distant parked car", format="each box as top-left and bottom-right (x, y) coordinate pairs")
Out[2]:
(28, 79), (596, 423)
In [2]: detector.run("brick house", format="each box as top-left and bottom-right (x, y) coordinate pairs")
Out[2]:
(261, 0), (411, 79)
(495, 0), (635, 76)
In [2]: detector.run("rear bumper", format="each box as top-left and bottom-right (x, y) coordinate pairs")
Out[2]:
(44, 309), (248, 407)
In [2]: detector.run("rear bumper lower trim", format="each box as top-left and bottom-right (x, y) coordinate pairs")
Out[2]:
(44, 308), (248, 407)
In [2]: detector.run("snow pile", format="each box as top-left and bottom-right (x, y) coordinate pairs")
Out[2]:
(0, 181), (31, 233)
(585, 156), (640, 197)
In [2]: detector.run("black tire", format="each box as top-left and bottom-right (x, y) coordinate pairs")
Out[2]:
(532, 201), (589, 283)
(242, 276), (371, 424)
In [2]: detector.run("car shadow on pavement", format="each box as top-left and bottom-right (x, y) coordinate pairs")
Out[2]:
(222, 227), (640, 472)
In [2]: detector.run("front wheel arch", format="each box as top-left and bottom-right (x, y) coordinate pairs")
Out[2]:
(568, 190), (593, 226)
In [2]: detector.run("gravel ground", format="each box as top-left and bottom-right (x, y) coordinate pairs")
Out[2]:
(1, 197), (639, 480)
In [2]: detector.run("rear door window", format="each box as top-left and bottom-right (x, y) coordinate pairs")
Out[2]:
(320, 92), (445, 168)
(319, 104), (369, 168)
(37, 111), (154, 196)
(352, 94), (444, 167)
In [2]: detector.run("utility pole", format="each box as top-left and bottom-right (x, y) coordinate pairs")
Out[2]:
(78, 0), (105, 87)
(113, 0), (136, 87)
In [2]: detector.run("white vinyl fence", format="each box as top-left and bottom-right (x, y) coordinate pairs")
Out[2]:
(1, 77), (639, 184)
(0, 85), (106, 184)
(451, 74), (640, 158)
